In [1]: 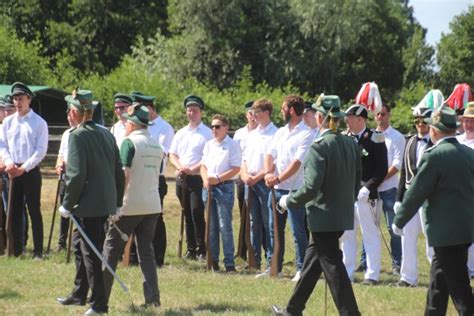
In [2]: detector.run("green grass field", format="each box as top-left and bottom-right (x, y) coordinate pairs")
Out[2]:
(0, 174), (467, 315)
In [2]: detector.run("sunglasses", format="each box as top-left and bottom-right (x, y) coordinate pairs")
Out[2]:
(211, 125), (221, 129)
(114, 106), (127, 111)
(414, 118), (427, 125)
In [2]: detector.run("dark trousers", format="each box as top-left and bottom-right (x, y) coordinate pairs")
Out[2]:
(103, 214), (160, 305)
(287, 231), (360, 316)
(70, 216), (108, 313)
(57, 179), (69, 248)
(425, 243), (473, 316)
(11, 166), (43, 256)
(153, 176), (167, 266)
(176, 175), (205, 255)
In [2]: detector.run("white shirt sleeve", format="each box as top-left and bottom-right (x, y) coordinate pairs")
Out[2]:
(22, 118), (48, 172)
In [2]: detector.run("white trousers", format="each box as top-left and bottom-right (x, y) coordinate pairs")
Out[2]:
(341, 199), (381, 281)
(400, 208), (433, 285)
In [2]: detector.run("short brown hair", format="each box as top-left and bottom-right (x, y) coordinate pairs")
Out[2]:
(212, 114), (229, 127)
(252, 98), (273, 115)
(283, 95), (304, 116)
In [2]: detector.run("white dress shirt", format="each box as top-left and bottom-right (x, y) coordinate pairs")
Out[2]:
(233, 124), (253, 156)
(169, 122), (212, 171)
(110, 120), (126, 147)
(58, 127), (74, 163)
(267, 121), (312, 190)
(457, 133), (474, 150)
(0, 109), (48, 172)
(378, 125), (406, 192)
(149, 116), (175, 174)
(202, 135), (241, 178)
(416, 135), (430, 167)
(243, 122), (278, 174)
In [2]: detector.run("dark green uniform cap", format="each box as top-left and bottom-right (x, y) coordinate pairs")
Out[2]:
(11, 82), (35, 97)
(313, 95), (345, 118)
(65, 90), (98, 111)
(183, 95), (205, 109)
(304, 100), (316, 113)
(424, 106), (460, 132)
(122, 103), (153, 126)
(245, 100), (254, 110)
(113, 93), (133, 105)
(131, 91), (155, 104)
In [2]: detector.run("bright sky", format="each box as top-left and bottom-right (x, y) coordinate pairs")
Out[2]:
(410, 0), (473, 47)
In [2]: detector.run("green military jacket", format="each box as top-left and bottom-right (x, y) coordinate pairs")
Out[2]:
(394, 137), (474, 247)
(287, 130), (361, 232)
(62, 121), (125, 218)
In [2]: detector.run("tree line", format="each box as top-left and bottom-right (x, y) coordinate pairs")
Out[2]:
(0, 0), (472, 133)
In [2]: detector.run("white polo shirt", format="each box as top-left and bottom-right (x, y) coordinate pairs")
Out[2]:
(202, 135), (241, 178)
(267, 121), (312, 190)
(378, 125), (406, 192)
(110, 120), (127, 147)
(149, 116), (175, 174)
(243, 122), (278, 175)
(169, 122), (212, 171)
(233, 124), (254, 156)
(457, 133), (474, 150)
(0, 109), (48, 172)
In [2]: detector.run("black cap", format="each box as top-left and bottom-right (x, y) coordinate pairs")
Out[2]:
(345, 104), (368, 119)
(304, 100), (315, 113)
(11, 82), (35, 97)
(244, 100), (254, 110)
(183, 95), (205, 109)
(113, 93), (133, 105)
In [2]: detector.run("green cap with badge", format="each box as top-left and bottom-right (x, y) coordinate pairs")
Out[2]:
(313, 95), (345, 118)
(424, 106), (460, 132)
(183, 95), (205, 109)
(113, 93), (133, 105)
(11, 82), (35, 97)
(64, 90), (98, 111)
(122, 103), (153, 126)
(131, 91), (155, 104)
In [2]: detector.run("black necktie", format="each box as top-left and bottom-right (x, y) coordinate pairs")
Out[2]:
(417, 137), (427, 143)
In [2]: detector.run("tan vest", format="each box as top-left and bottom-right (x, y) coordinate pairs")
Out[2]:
(121, 129), (163, 216)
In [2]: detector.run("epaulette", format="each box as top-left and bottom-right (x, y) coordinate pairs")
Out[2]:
(314, 136), (324, 143)
(370, 130), (385, 143)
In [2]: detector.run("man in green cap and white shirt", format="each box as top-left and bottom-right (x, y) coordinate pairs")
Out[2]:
(393, 106), (474, 315)
(103, 103), (163, 308)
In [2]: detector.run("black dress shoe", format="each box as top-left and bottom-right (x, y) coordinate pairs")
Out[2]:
(183, 250), (197, 260)
(362, 279), (378, 286)
(56, 296), (86, 306)
(272, 305), (289, 315)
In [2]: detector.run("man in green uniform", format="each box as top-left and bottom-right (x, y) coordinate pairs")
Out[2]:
(393, 107), (474, 316)
(272, 95), (361, 316)
(57, 90), (124, 315)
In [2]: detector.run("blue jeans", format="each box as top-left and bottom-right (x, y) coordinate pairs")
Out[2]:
(202, 182), (235, 268)
(268, 189), (308, 272)
(379, 187), (401, 267)
(246, 180), (272, 268)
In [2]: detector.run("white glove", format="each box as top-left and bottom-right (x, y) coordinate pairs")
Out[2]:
(357, 186), (370, 202)
(392, 223), (403, 236)
(59, 206), (71, 219)
(393, 201), (402, 214)
(109, 207), (122, 224)
(278, 194), (289, 212)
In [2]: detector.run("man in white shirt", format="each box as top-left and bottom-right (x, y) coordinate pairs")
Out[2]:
(369, 103), (406, 274)
(233, 100), (257, 260)
(201, 114), (241, 271)
(456, 102), (474, 278)
(169, 95), (212, 260)
(302, 100), (318, 132)
(260, 95), (313, 282)
(0, 82), (48, 259)
(110, 93), (133, 147)
(55, 102), (79, 251)
(131, 92), (175, 267)
(241, 99), (278, 271)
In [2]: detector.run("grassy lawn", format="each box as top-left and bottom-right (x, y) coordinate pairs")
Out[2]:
(0, 172), (466, 315)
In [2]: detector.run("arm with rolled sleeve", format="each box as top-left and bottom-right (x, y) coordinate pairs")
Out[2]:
(0, 120), (12, 165)
(385, 132), (406, 180)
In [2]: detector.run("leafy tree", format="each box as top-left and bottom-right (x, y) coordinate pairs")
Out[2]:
(0, 26), (52, 84)
(436, 6), (474, 92)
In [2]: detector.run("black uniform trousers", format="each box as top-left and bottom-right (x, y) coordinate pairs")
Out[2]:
(287, 231), (360, 316)
(57, 177), (69, 249)
(153, 175), (168, 266)
(11, 166), (43, 257)
(176, 175), (206, 256)
(425, 243), (473, 316)
(70, 216), (108, 313)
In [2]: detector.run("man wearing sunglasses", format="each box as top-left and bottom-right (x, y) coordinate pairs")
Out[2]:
(394, 105), (434, 288)
(110, 93), (133, 147)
